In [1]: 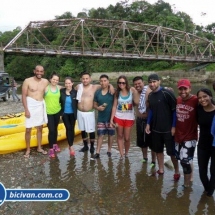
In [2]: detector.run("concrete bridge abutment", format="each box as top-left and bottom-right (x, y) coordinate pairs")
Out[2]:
(0, 49), (4, 71)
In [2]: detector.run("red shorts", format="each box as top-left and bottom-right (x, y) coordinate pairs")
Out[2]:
(113, 116), (134, 128)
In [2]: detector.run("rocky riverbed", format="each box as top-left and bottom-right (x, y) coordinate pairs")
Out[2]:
(1, 96), (215, 214)
(0, 100), (24, 117)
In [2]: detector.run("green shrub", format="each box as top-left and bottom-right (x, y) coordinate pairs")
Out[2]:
(206, 63), (215, 71)
(148, 61), (170, 70)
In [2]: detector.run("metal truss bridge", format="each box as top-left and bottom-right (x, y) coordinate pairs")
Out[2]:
(3, 18), (215, 63)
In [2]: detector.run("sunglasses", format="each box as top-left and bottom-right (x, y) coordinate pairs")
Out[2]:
(118, 82), (126, 85)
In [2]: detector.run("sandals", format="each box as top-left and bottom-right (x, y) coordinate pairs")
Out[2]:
(24, 148), (47, 158)
(24, 151), (30, 158)
(37, 148), (47, 155)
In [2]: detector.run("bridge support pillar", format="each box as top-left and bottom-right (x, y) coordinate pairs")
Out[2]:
(0, 50), (4, 71)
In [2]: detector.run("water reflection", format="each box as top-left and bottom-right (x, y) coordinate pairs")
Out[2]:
(11, 81), (215, 214)
(43, 138), (214, 214)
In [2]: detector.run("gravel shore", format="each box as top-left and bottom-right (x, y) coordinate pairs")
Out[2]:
(0, 99), (24, 117)
(1, 95), (215, 214)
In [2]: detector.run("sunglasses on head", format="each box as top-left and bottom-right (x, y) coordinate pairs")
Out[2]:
(118, 82), (126, 85)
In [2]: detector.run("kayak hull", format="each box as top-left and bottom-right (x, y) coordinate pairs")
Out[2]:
(0, 123), (80, 154)
(0, 113), (26, 136)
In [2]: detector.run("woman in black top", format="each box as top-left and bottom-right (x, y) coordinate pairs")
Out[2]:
(197, 88), (215, 197)
(60, 77), (77, 156)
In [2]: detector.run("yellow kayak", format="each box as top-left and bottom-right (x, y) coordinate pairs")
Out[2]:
(0, 123), (81, 154)
(0, 117), (26, 136)
(0, 113), (48, 136)
(0, 112), (24, 121)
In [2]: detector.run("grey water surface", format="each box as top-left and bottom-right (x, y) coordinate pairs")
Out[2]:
(0, 82), (215, 214)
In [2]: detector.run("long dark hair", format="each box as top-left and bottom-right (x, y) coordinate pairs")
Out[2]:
(49, 72), (60, 81)
(197, 88), (215, 105)
(115, 75), (130, 98)
(64, 77), (74, 90)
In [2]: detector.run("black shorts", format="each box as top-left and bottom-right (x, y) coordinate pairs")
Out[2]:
(151, 131), (174, 156)
(136, 117), (152, 148)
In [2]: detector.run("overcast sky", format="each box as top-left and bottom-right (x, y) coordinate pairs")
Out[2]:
(0, 0), (214, 32)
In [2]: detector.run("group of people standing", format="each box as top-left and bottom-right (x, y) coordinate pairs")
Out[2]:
(22, 67), (78, 158)
(21, 65), (215, 197)
(144, 74), (215, 197)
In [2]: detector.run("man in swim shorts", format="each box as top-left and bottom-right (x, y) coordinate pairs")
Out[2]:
(145, 74), (179, 176)
(93, 74), (115, 159)
(175, 79), (198, 186)
(76, 72), (114, 154)
(22, 65), (49, 158)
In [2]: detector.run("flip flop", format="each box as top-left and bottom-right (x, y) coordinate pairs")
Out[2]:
(37, 149), (47, 155)
(24, 152), (30, 158)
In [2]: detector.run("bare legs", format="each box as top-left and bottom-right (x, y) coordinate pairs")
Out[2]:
(142, 148), (156, 163)
(108, 135), (113, 153)
(95, 134), (113, 156)
(36, 126), (43, 151)
(96, 135), (104, 154)
(156, 153), (179, 175)
(24, 125), (44, 158)
(116, 126), (132, 158)
(24, 128), (32, 157)
(157, 152), (164, 173)
(171, 155), (180, 174)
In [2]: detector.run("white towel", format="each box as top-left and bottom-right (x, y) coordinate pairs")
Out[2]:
(76, 83), (83, 103)
(138, 85), (148, 114)
(25, 97), (48, 128)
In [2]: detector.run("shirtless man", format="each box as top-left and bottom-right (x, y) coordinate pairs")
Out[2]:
(133, 76), (156, 166)
(76, 72), (114, 154)
(22, 65), (49, 158)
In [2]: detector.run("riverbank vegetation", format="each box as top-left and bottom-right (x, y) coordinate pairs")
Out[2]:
(1, 0), (215, 80)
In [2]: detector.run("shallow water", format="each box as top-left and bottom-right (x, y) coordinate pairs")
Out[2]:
(0, 129), (215, 215)
(0, 82), (215, 214)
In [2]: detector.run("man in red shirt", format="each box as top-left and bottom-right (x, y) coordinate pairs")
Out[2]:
(175, 79), (198, 187)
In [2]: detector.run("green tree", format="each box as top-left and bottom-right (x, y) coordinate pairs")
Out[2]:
(55, 12), (74, 19)
(0, 27), (21, 47)
(5, 56), (42, 80)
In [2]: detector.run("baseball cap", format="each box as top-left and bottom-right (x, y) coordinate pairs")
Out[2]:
(148, 74), (159, 82)
(177, 79), (191, 89)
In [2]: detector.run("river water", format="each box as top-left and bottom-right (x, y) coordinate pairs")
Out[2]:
(0, 81), (214, 214)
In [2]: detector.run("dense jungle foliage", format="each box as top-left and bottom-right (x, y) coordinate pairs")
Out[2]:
(0, 0), (215, 80)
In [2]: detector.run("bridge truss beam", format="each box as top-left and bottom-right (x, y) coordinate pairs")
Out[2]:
(3, 18), (215, 63)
